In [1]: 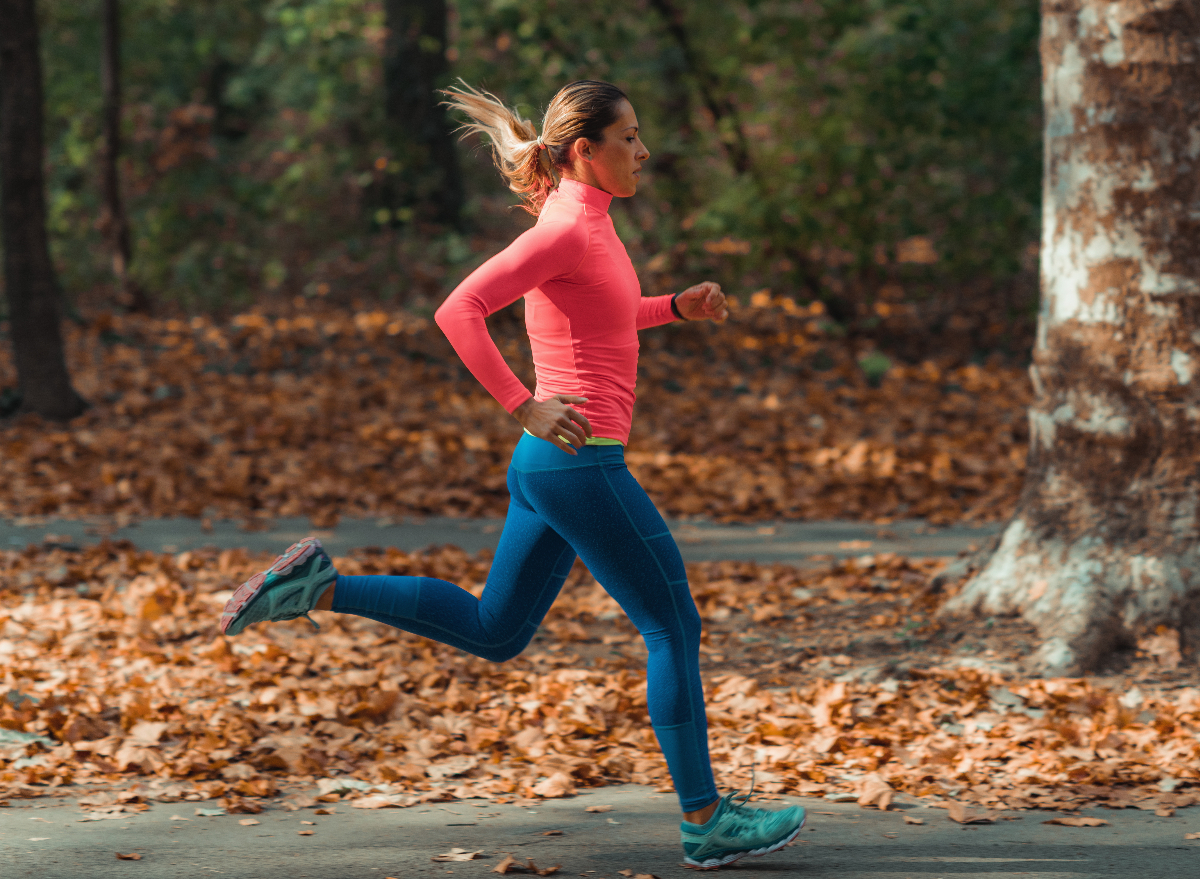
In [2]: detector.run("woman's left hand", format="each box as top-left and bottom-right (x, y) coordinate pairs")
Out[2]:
(675, 282), (729, 323)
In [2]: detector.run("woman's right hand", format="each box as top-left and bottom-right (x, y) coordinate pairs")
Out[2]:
(513, 395), (593, 454)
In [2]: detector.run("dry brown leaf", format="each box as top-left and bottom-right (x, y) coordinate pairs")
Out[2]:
(1155, 807), (1175, 817)
(350, 794), (411, 809)
(531, 772), (576, 799)
(945, 801), (996, 825)
(1043, 816), (1109, 827)
(115, 852), (142, 860)
(585, 805), (614, 813)
(903, 816), (924, 825)
(857, 773), (894, 811)
(541, 830), (563, 836)
(297, 829), (315, 836)
(238, 818), (260, 826)
(493, 855), (520, 874)
(1185, 832), (1200, 840)
(432, 849), (485, 862)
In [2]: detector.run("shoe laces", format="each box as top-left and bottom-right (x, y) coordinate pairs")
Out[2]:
(726, 764), (759, 816)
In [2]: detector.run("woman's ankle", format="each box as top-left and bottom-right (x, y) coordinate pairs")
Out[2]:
(682, 799), (719, 825)
(314, 582), (336, 611)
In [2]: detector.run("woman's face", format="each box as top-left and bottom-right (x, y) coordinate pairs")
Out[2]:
(570, 100), (650, 197)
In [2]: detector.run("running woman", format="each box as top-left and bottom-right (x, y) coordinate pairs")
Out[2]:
(219, 80), (805, 869)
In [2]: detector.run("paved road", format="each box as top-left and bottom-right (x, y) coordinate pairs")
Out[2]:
(2, 784), (1195, 879)
(1, 515), (1002, 563)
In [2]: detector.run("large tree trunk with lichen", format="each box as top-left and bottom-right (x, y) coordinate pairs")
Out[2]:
(944, 0), (1200, 673)
(0, 0), (86, 421)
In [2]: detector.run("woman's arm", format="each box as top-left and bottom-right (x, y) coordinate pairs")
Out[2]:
(434, 217), (587, 413)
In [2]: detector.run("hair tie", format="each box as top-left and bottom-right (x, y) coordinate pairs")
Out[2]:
(535, 135), (544, 149)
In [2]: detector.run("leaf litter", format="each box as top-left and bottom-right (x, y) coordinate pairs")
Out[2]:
(1, 540), (1198, 820)
(0, 299), (1029, 528)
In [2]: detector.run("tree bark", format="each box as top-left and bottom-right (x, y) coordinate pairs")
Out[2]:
(0, 0), (86, 421)
(99, 0), (147, 312)
(382, 0), (463, 226)
(944, 0), (1200, 672)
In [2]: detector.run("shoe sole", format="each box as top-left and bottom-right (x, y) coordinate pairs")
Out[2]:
(683, 812), (806, 870)
(219, 537), (324, 635)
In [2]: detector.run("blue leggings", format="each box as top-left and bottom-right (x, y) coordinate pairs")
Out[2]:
(331, 433), (719, 811)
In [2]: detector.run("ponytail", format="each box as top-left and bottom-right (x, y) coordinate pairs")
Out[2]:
(442, 79), (630, 216)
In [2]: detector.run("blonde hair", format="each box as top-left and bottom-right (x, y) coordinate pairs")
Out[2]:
(441, 79), (630, 215)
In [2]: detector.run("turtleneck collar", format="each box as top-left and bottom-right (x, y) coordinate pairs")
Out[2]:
(554, 177), (613, 213)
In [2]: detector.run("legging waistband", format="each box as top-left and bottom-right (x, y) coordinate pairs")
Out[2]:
(510, 431), (625, 472)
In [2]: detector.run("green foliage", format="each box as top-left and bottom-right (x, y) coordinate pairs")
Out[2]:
(36, 0), (1041, 312)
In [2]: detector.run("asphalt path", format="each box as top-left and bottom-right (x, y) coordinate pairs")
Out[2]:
(2, 784), (1196, 879)
(0, 516), (1002, 564)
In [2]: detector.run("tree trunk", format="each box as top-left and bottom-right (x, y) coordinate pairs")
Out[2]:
(647, 0), (753, 177)
(944, 0), (1200, 673)
(382, 0), (463, 226)
(0, 0), (86, 421)
(99, 0), (147, 313)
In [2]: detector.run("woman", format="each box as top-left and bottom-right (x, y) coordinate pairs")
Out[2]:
(219, 80), (805, 869)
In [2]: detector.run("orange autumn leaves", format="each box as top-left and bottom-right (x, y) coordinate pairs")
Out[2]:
(0, 297), (1029, 527)
(2, 542), (1198, 815)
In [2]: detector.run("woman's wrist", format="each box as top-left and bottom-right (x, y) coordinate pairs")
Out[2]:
(670, 292), (686, 321)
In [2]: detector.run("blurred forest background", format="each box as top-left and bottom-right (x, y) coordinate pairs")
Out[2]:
(30, 0), (1041, 360)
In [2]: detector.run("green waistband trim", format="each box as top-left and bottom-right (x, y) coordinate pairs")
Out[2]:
(524, 428), (623, 447)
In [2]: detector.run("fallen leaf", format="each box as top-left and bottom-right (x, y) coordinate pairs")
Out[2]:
(618, 871), (633, 876)
(607, 817), (621, 825)
(238, 818), (260, 826)
(282, 795), (318, 811)
(1043, 816), (1109, 827)
(493, 856), (561, 876)
(313, 807), (336, 815)
(857, 773), (894, 811)
(903, 816), (924, 825)
(168, 815), (188, 821)
(194, 808), (225, 817)
(28, 837), (50, 841)
(585, 805), (614, 813)
(298, 829), (314, 836)
(541, 830), (563, 836)
(1185, 832), (1200, 840)
(531, 772), (576, 799)
(432, 849), (485, 862)
(945, 801), (996, 824)
(115, 852), (142, 860)
(300, 820), (315, 825)
(350, 794), (415, 809)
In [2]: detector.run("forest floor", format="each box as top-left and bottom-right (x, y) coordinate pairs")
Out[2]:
(2, 541), (1197, 820)
(0, 294), (1030, 527)
(1, 300), (1197, 845)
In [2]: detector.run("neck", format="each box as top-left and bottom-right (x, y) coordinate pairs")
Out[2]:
(560, 166), (606, 193)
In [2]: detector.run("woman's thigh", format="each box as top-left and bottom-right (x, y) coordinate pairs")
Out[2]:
(515, 459), (697, 640)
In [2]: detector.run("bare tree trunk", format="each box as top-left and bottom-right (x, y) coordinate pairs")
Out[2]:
(647, 0), (753, 177)
(944, 0), (1200, 673)
(0, 0), (86, 421)
(383, 0), (463, 226)
(99, 0), (148, 313)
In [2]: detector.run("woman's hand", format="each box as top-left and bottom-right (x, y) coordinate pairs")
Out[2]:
(675, 282), (729, 322)
(513, 395), (593, 455)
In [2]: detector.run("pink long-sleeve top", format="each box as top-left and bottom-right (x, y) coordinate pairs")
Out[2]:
(434, 178), (677, 445)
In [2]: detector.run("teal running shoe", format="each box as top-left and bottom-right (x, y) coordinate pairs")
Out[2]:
(219, 537), (337, 636)
(680, 791), (806, 869)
